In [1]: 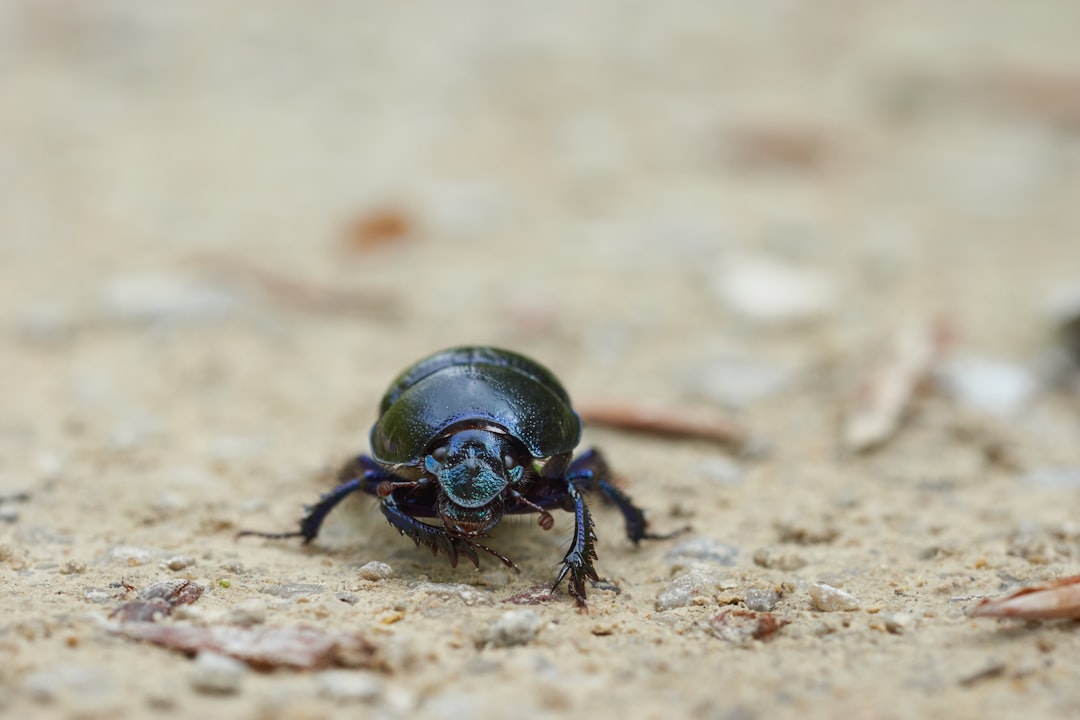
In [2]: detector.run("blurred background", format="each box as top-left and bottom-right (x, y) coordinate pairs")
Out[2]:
(4, 0), (1080, 475)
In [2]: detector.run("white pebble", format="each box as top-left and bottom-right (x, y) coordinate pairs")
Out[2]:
(713, 257), (836, 325)
(408, 582), (492, 606)
(162, 555), (196, 571)
(190, 652), (247, 695)
(808, 583), (860, 612)
(318, 670), (384, 702)
(655, 568), (720, 611)
(358, 561), (393, 581)
(226, 599), (268, 625)
(489, 610), (542, 647)
(937, 356), (1037, 416)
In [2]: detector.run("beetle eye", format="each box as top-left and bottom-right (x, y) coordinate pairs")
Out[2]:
(503, 455), (515, 469)
(432, 446), (448, 461)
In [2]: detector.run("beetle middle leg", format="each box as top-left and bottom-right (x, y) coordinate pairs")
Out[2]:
(567, 448), (686, 544)
(238, 454), (392, 543)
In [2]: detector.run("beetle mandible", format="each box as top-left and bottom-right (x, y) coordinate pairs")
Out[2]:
(241, 346), (677, 605)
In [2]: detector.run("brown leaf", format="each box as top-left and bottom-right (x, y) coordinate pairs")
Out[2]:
(968, 574), (1080, 620)
(344, 209), (413, 252)
(118, 623), (380, 670)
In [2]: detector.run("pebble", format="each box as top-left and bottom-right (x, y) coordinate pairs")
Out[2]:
(752, 547), (808, 571)
(357, 561), (393, 581)
(937, 356), (1038, 416)
(101, 545), (165, 566)
(488, 610), (542, 647)
(260, 583), (324, 599)
(698, 457), (745, 486)
(23, 663), (109, 702)
(100, 272), (236, 324)
(656, 568), (721, 611)
(713, 256), (836, 325)
(664, 536), (739, 570)
(408, 582), (493, 606)
(226, 599), (268, 625)
(1022, 468), (1080, 489)
(190, 651), (247, 695)
(16, 303), (78, 344)
(692, 358), (794, 407)
(808, 583), (860, 612)
(743, 588), (780, 612)
(83, 588), (113, 604)
(0, 505), (19, 523)
(883, 612), (914, 634)
(162, 555), (196, 571)
(317, 670), (384, 702)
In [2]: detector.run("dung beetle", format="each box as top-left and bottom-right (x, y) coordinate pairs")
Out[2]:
(241, 346), (677, 605)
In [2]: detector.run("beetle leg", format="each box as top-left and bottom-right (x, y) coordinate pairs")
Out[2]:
(551, 483), (599, 607)
(508, 490), (555, 530)
(238, 455), (390, 543)
(379, 496), (520, 572)
(568, 448), (687, 545)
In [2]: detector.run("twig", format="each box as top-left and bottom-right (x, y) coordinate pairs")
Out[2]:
(577, 403), (754, 452)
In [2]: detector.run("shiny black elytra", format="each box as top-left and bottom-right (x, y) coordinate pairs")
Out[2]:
(241, 346), (676, 605)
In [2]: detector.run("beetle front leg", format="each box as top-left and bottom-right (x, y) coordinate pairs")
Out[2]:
(380, 496), (520, 572)
(567, 448), (683, 545)
(238, 454), (388, 543)
(551, 483), (599, 607)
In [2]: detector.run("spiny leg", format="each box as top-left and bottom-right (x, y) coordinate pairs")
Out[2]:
(551, 483), (599, 607)
(237, 454), (388, 543)
(380, 496), (519, 572)
(568, 448), (686, 544)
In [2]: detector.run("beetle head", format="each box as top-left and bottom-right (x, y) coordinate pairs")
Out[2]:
(425, 429), (523, 537)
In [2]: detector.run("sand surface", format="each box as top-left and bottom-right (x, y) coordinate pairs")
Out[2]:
(3, 3), (1080, 718)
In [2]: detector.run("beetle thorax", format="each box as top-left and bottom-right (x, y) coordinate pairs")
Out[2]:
(425, 428), (524, 537)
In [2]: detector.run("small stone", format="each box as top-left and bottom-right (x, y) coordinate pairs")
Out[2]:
(488, 610), (542, 647)
(883, 612), (914, 634)
(408, 582), (493, 606)
(664, 537), (739, 570)
(752, 547), (808, 571)
(743, 588), (780, 612)
(162, 555), (196, 571)
(692, 359), (794, 407)
(101, 545), (165, 566)
(23, 663), (109, 702)
(358, 561), (393, 581)
(808, 583), (860, 611)
(713, 256), (836, 325)
(101, 272), (236, 324)
(260, 583), (324, 599)
(937, 356), (1037, 416)
(698, 457), (745, 485)
(59, 561), (86, 575)
(190, 651), (247, 695)
(317, 670), (384, 702)
(0, 505), (20, 523)
(226, 599), (268, 625)
(656, 568), (721, 611)
(83, 588), (112, 604)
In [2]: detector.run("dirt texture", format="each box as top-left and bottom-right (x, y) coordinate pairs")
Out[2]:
(3, 2), (1080, 719)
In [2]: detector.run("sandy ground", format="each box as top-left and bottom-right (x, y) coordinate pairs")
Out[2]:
(3, 2), (1080, 718)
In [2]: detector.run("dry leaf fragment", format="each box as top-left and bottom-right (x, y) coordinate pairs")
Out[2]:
(968, 574), (1080, 619)
(118, 623), (380, 670)
(577, 403), (753, 452)
(842, 320), (947, 453)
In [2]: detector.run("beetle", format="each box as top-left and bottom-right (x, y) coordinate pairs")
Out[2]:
(240, 346), (677, 605)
